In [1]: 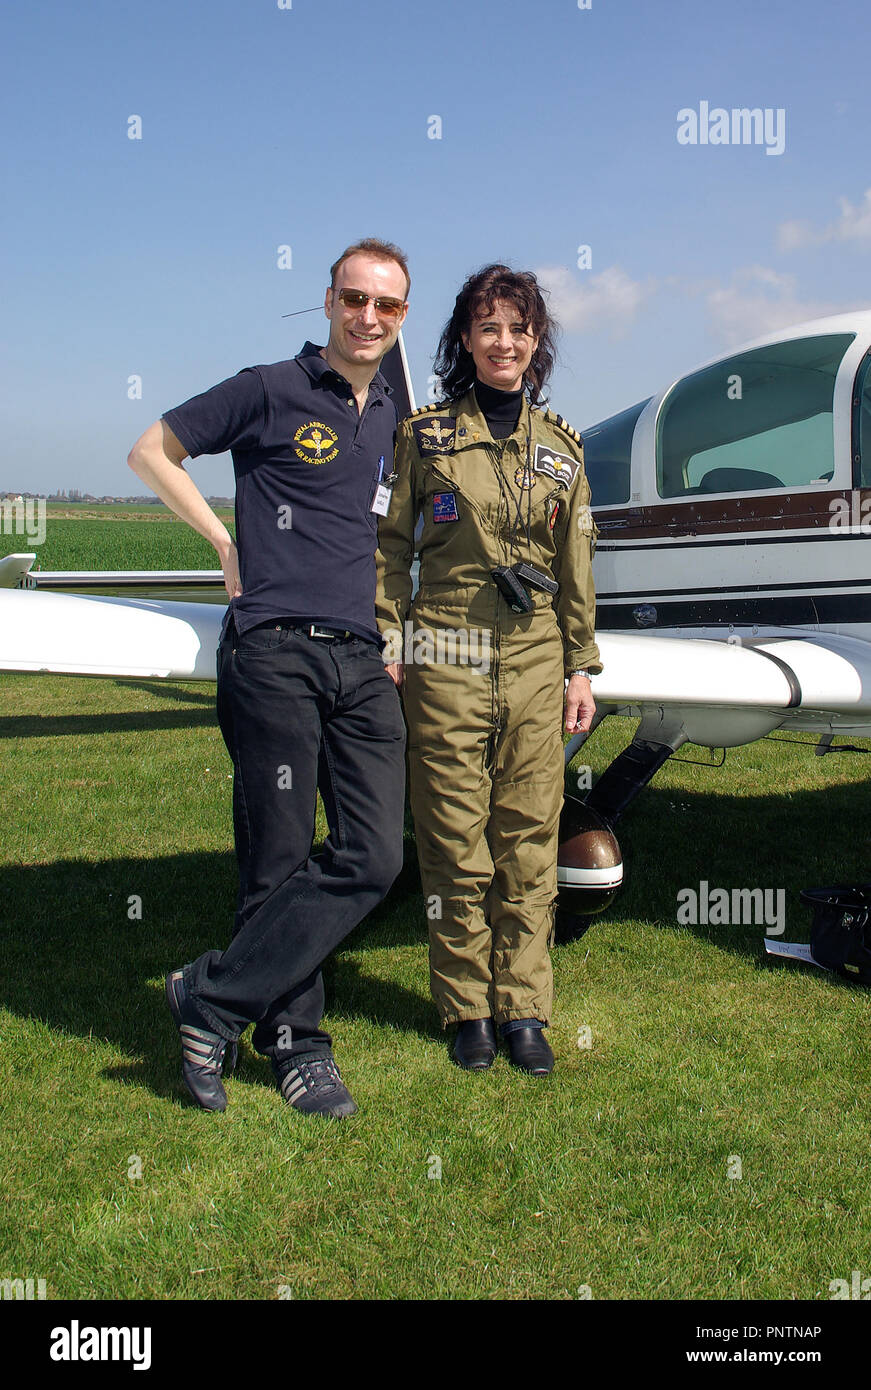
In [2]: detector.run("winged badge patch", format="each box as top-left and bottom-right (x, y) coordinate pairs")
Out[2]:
(533, 443), (578, 489)
(412, 416), (456, 454)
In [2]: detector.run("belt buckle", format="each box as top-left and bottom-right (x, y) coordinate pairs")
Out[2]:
(308, 624), (342, 640)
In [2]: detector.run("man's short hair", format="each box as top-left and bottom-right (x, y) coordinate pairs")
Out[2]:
(330, 238), (410, 300)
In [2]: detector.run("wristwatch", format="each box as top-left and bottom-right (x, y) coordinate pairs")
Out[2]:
(571, 669), (593, 680)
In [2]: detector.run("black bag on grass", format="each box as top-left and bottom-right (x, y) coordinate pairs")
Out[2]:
(800, 884), (871, 984)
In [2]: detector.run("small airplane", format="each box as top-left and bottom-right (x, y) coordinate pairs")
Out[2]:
(3, 315), (870, 916)
(558, 308), (871, 918)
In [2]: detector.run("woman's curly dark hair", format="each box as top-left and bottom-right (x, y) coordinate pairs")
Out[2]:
(433, 264), (557, 406)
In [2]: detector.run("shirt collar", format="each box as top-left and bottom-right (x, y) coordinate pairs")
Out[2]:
(295, 341), (392, 400)
(453, 385), (532, 446)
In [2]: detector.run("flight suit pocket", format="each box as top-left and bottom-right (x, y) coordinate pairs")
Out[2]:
(420, 463), (459, 522)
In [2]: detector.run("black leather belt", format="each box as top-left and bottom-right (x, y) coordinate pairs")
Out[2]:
(229, 619), (354, 642)
(302, 624), (353, 641)
(272, 620), (353, 641)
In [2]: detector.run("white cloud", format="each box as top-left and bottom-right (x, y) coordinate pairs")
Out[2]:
(534, 264), (653, 336)
(776, 188), (871, 250)
(776, 219), (816, 252)
(705, 265), (847, 345)
(836, 190), (871, 240)
(536, 256), (859, 351)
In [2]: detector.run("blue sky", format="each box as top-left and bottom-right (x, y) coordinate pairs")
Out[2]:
(1, 0), (868, 496)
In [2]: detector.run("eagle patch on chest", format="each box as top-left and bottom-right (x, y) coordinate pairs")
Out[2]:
(412, 416), (456, 454)
(533, 443), (578, 489)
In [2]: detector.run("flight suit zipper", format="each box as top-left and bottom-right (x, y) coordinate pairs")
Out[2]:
(488, 439), (509, 758)
(488, 438), (517, 566)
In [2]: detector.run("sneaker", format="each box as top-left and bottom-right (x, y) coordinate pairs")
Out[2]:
(273, 1051), (358, 1118)
(165, 969), (236, 1111)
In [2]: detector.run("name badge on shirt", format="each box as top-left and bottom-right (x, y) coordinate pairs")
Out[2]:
(371, 483), (393, 517)
(433, 491), (459, 523)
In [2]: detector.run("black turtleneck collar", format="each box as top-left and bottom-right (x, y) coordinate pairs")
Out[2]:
(474, 378), (524, 439)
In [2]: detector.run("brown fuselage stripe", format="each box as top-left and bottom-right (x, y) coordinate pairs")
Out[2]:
(593, 488), (870, 540)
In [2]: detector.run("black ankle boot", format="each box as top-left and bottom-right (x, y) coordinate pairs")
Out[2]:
(504, 1024), (554, 1075)
(453, 1018), (497, 1070)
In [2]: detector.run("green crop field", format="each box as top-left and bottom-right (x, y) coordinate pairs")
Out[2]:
(0, 515), (232, 572)
(1, 667), (870, 1301)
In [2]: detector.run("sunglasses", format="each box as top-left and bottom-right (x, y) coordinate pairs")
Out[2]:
(336, 288), (406, 320)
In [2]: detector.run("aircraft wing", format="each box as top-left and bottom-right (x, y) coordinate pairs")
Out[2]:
(23, 568), (224, 592)
(590, 629), (871, 743)
(0, 553), (38, 588)
(3, 578), (870, 743)
(0, 587), (225, 680)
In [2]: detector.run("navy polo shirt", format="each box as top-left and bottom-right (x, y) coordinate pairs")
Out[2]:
(163, 342), (396, 644)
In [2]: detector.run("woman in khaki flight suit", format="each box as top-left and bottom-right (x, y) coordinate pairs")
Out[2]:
(375, 265), (601, 1076)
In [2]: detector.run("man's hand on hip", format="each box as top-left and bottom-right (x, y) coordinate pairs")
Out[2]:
(217, 537), (242, 599)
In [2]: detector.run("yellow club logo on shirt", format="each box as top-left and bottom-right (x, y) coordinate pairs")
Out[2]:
(294, 421), (339, 464)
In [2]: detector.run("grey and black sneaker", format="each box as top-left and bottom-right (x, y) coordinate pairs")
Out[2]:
(273, 1051), (358, 1118)
(165, 969), (236, 1111)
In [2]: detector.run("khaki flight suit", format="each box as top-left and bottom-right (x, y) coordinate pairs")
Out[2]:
(375, 387), (602, 1027)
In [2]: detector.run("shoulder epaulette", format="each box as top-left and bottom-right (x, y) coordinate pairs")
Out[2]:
(542, 406), (583, 445)
(408, 401), (450, 418)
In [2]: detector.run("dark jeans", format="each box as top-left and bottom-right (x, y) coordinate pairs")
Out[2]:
(184, 618), (407, 1063)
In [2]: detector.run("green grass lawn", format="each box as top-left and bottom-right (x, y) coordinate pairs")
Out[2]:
(1, 672), (870, 1300)
(0, 517), (230, 571)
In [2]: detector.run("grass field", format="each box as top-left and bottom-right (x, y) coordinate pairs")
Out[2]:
(1, 669), (870, 1301)
(0, 515), (231, 572)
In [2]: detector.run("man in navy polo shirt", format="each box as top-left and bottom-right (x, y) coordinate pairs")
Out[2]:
(127, 238), (410, 1117)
